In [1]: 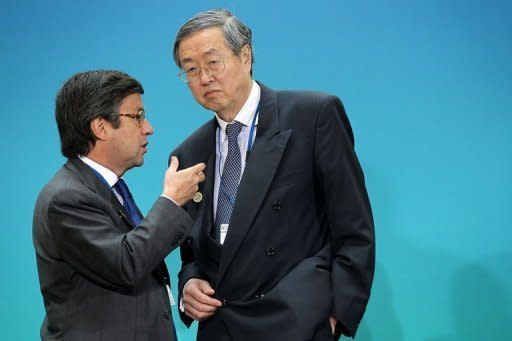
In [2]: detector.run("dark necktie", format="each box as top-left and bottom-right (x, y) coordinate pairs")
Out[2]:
(214, 121), (243, 241)
(113, 178), (142, 226)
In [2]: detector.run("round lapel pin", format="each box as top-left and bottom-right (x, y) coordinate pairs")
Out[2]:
(193, 192), (203, 203)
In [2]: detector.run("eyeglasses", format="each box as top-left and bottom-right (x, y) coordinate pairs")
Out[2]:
(113, 109), (146, 127)
(178, 60), (226, 83)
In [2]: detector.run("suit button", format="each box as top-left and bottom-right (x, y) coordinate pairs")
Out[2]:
(266, 248), (276, 256)
(163, 311), (171, 319)
(222, 298), (228, 305)
(255, 293), (265, 299)
(272, 201), (281, 211)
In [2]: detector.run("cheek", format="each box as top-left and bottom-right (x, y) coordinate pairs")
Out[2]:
(220, 74), (240, 97)
(192, 91), (205, 104)
(188, 84), (202, 100)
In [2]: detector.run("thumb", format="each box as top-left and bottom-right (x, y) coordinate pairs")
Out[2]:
(169, 156), (179, 173)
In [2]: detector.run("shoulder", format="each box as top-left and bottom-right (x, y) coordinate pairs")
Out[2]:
(33, 164), (89, 235)
(170, 119), (215, 166)
(277, 89), (339, 105)
(264, 86), (353, 142)
(36, 162), (95, 211)
(38, 171), (74, 205)
(273, 89), (346, 123)
(259, 82), (337, 105)
(175, 119), (214, 150)
(262, 84), (343, 115)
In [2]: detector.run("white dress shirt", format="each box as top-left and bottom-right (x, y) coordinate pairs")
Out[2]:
(213, 80), (261, 219)
(79, 155), (124, 204)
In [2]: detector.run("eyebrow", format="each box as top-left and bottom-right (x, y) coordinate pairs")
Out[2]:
(180, 48), (220, 64)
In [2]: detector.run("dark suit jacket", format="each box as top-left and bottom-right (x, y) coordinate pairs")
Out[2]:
(33, 157), (192, 340)
(172, 83), (375, 340)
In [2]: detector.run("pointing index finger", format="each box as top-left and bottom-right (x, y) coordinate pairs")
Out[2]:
(188, 162), (206, 173)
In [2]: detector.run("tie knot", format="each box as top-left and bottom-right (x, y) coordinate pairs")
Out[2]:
(225, 121), (243, 141)
(113, 178), (142, 226)
(114, 178), (132, 199)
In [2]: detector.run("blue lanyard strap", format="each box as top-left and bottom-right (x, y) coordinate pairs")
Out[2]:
(246, 109), (258, 154)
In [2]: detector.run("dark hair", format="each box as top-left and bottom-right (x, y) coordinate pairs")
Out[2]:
(55, 70), (144, 158)
(173, 9), (254, 73)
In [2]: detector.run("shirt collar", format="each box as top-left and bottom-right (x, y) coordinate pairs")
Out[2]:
(79, 155), (119, 187)
(215, 80), (260, 133)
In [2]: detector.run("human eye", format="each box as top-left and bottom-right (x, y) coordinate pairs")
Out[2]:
(208, 60), (223, 71)
(186, 66), (199, 75)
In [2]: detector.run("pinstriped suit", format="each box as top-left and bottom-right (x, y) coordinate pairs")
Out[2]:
(33, 157), (191, 340)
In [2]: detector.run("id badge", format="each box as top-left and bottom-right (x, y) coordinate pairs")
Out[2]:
(220, 224), (229, 245)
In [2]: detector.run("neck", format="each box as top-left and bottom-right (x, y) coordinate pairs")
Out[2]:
(217, 79), (253, 122)
(86, 148), (124, 177)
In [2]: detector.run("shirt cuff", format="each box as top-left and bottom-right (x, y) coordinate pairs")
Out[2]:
(160, 194), (179, 206)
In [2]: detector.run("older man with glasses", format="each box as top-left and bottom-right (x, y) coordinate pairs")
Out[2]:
(170, 9), (375, 341)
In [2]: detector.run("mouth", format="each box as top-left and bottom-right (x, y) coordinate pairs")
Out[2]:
(204, 89), (221, 97)
(141, 142), (149, 151)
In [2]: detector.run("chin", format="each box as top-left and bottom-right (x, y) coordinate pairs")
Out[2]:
(200, 103), (217, 112)
(200, 99), (224, 111)
(131, 158), (145, 168)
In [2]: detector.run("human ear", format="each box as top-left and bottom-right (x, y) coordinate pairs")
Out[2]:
(90, 117), (110, 141)
(241, 44), (252, 66)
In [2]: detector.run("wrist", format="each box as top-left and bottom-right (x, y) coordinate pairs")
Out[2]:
(160, 193), (179, 206)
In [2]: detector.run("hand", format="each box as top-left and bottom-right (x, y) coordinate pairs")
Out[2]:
(163, 156), (206, 206)
(182, 278), (222, 321)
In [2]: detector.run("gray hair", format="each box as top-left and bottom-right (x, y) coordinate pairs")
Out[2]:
(173, 9), (254, 73)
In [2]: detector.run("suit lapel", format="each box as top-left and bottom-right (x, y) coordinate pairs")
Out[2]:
(179, 119), (218, 263)
(67, 158), (173, 287)
(217, 84), (292, 285)
(66, 158), (135, 230)
(198, 149), (216, 241)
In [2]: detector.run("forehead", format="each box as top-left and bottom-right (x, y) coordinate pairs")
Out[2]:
(119, 93), (143, 110)
(178, 27), (230, 63)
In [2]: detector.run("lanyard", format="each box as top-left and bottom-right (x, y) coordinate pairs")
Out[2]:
(216, 109), (259, 159)
(246, 108), (258, 154)
(217, 109), (259, 205)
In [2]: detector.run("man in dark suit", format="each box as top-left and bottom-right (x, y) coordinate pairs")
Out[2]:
(33, 70), (206, 340)
(171, 9), (375, 340)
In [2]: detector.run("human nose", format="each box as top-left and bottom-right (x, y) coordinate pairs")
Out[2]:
(142, 119), (154, 135)
(198, 67), (214, 84)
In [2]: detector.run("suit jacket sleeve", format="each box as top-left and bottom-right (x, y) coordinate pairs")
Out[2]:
(170, 150), (208, 327)
(47, 188), (192, 290)
(314, 96), (375, 336)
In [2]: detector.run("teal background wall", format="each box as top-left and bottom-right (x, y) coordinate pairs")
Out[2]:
(1, 0), (511, 339)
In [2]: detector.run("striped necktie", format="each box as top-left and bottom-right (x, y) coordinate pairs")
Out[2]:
(214, 121), (243, 242)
